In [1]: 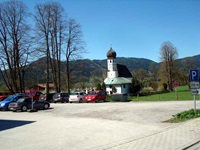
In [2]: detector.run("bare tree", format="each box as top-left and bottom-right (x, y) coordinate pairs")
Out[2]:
(65, 18), (86, 93)
(159, 41), (178, 91)
(0, 0), (31, 93)
(48, 2), (65, 93)
(34, 2), (65, 93)
(34, 2), (86, 94)
(34, 3), (51, 93)
(149, 63), (159, 81)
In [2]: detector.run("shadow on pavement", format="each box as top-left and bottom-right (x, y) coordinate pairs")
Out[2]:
(0, 119), (35, 131)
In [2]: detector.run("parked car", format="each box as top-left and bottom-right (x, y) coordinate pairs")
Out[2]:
(0, 93), (25, 111)
(25, 90), (42, 100)
(40, 93), (55, 103)
(53, 93), (69, 103)
(69, 92), (86, 103)
(8, 97), (50, 112)
(85, 90), (106, 103)
(0, 95), (8, 101)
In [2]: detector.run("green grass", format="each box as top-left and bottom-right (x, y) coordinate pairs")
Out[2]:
(129, 85), (200, 102)
(164, 109), (200, 123)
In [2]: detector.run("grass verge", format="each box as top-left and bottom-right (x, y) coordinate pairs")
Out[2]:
(129, 86), (200, 101)
(164, 109), (200, 123)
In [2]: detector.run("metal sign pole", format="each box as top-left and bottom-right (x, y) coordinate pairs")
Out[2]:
(32, 97), (33, 110)
(194, 95), (196, 113)
(189, 70), (199, 114)
(175, 88), (178, 100)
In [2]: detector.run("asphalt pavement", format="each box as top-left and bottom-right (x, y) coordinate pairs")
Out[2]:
(0, 101), (200, 150)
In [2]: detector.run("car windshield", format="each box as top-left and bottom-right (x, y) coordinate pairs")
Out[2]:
(70, 93), (79, 95)
(88, 92), (98, 95)
(54, 94), (60, 97)
(17, 98), (25, 102)
(40, 94), (46, 97)
(3, 95), (15, 101)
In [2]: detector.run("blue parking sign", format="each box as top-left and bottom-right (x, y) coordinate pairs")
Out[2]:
(190, 70), (199, 82)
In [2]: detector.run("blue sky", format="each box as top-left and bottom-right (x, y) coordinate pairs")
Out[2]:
(21, 0), (200, 62)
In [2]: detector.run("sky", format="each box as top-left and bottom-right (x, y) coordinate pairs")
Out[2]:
(19, 0), (200, 62)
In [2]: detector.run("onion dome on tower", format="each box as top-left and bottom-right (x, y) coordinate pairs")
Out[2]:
(106, 47), (116, 59)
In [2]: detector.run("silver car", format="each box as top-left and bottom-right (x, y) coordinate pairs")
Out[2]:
(69, 92), (86, 103)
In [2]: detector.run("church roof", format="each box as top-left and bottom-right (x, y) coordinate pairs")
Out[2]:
(117, 64), (132, 78)
(104, 77), (131, 85)
(107, 47), (116, 59)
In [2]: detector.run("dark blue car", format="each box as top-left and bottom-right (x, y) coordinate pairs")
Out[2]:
(0, 93), (25, 111)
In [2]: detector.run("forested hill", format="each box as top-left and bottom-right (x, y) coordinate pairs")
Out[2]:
(0, 55), (200, 88)
(27, 55), (200, 81)
(21, 57), (158, 84)
(80, 57), (157, 71)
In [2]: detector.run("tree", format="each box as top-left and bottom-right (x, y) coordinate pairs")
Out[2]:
(149, 63), (159, 81)
(34, 2), (86, 93)
(89, 75), (102, 89)
(34, 2), (65, 93)
(159, 41), (178, 91)
(0, 0), (31, 93)
(131, 77), (142, 94)
(65, 18), (86, 93)
(132, 69), (148, 87)
(96, 83), (101, 90)
(48, 2), (65, 93)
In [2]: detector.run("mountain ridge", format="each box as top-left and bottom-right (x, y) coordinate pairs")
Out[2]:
(0, 54), (200, 88)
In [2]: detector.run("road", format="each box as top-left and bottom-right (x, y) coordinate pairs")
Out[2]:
(0, 101), (199, 150)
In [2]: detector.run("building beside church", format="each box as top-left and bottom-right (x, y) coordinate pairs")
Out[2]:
(104, 47), (132, 95)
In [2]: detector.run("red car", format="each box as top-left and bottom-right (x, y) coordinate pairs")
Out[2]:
(85, 90), (106, 103)
(0, 96), (8, 101)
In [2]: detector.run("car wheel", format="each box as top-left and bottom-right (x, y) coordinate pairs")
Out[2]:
(21, 105), (28, 112)
(43, 103), (49, 109)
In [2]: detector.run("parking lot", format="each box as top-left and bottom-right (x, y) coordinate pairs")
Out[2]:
(0, 101), (199, 150)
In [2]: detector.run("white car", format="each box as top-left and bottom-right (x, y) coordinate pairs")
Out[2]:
(69, 92), (86, 103)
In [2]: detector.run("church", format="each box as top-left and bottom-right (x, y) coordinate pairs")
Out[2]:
(104, 47), (132, 95)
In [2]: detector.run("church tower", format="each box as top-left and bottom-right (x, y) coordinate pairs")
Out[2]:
(106, 47), (118, 78)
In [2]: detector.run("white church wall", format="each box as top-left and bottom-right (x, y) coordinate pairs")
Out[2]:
(106, 85), (121, 94)
(106, 84), (131, 94)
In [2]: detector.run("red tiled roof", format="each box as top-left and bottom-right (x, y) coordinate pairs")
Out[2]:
(38, 84), (54, 88)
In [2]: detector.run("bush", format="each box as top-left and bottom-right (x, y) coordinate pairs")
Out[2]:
(150, 81), (158, 91)
(141, 87), (153, 95)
